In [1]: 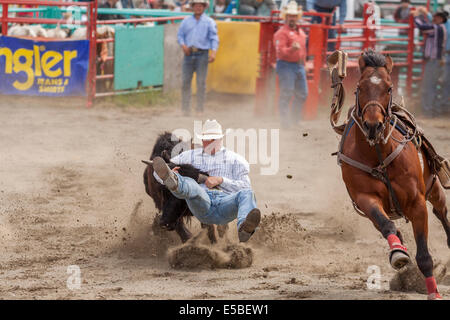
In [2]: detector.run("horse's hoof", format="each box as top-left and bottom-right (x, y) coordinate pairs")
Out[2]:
(390, 250), (411, 270)
(428, 292), (443, 300)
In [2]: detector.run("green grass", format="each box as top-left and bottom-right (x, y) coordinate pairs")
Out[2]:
(103, 89), (180, 108)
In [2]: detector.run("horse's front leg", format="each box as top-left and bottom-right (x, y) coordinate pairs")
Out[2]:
(410, 198), (442, 300)
(356, 194), (411, 270)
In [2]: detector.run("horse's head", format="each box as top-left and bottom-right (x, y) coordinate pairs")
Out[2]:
(356, 50), (394, 146)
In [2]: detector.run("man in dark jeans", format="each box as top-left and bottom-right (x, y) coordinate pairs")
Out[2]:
(306, 0), (346, 52)
(177, 0), (219, 116)
(274, 1), (308, 128)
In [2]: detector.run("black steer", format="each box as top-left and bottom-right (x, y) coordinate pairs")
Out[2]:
(143, 132), (227, 243)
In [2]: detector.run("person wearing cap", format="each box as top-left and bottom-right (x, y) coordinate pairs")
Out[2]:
(414, 7), (447, 117)
(274, 1), (308, 128)
(177, 0), (219, 116)
(152, 120), (261, 243)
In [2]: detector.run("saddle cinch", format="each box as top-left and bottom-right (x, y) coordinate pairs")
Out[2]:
(327, 50), (450, 192)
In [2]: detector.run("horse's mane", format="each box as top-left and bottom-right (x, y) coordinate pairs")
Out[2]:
(361, 49), (386, 69)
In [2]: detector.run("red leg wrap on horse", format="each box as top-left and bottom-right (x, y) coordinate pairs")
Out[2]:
(387, 234), (407, 252)
(425, 277), (440, 295)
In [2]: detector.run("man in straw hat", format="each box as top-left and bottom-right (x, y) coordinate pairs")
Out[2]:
(274, 1), (308, 128)
(177, 0), (219, 116)
(152, 120), (261, 242)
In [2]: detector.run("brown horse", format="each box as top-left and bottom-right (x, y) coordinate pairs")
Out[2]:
(337, 50), (449, 300)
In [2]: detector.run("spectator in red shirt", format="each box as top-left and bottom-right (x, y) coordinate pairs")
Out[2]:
(274, 1), (308, 128)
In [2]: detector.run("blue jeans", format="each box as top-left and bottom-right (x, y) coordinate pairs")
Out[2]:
(169, 173), (257, 228)
(276, 60), (308, 127)
(182, 51), (209, 114)
(439, 54), (450, 112)
(422, 59), (441, 116)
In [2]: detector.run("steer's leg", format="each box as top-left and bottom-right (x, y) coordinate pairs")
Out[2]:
(201, 223), (217, 244)
(175, 218), (192, 243)
(217, 224), (229, 238)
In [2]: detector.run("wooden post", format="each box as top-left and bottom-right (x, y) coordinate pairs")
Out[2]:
(2, 3), (8, 35)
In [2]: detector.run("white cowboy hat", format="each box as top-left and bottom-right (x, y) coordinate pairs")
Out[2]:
(282, 1), (303, 18)
(196, 119), (224, 140)
(190, 0), (208, 5)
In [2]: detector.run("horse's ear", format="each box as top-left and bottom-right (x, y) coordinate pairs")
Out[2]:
(385, 55), (394, 74)
(358, 53), (366, 73)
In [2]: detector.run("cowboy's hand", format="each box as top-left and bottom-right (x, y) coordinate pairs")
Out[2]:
(182, 45), (191, 56)
(208, 50), (216, 63)
(172, 166), (180, 174)
(205, 176), (223, 188)
(292, 42), (300, 50)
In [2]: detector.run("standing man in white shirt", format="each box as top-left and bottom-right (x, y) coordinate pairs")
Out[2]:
(152, 120), (261, 242)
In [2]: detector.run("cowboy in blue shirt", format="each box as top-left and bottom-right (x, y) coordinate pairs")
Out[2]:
(177, 0), (219, 116)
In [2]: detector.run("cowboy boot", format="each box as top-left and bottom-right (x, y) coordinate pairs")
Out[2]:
(238, 208), (261, 242)
(152, 157), (178, 191)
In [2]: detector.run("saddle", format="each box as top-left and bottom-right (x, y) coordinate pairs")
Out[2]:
(327, 50), (450, 191)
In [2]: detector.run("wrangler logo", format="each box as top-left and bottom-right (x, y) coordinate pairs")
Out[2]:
(0, 45), (77, 91)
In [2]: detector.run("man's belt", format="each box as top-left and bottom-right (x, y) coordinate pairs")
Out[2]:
(279, 59), (304, 65)
(191, 47), (208, 53)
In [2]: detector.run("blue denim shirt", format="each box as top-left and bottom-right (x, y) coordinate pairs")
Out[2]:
(177, 14), (219, 51)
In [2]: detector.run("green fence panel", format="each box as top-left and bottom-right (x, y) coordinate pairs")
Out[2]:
(114, 26), (164, 90)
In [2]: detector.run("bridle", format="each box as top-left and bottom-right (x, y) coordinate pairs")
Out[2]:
(351, 83), (396, 146)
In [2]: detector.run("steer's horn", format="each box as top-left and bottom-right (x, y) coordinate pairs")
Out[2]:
(141, 160), (153, 166)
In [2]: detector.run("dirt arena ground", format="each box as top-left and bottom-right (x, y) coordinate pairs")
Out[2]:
(0, 94), (449, 300)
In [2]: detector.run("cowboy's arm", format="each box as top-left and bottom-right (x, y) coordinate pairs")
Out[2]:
(275, 32), (296, 60)
(208, 19), (219, 62)
(220, 158), (251, 192)
(177, 19), (187, 46)
(414, 16), (434, 31)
